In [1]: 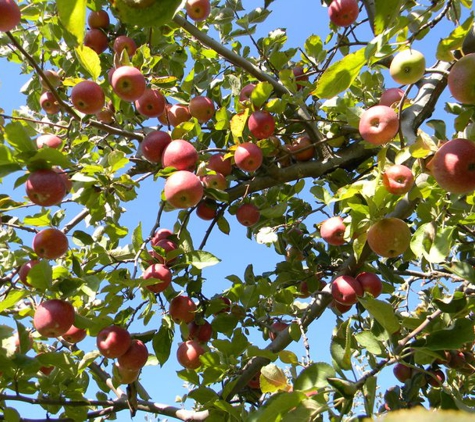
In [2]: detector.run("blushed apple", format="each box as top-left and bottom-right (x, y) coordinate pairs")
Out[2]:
(160, 104), (191, 127)
(88, 10), (110, 29)
(169, 295), (197, 324)
(140, 130), (171, 164)
(115, 363), (140, 384)
(40, 70), (61, 90)
(379, 88), (404, 107)
(355, 271), (383, 298)
(151, 238), (178, 264)
(390, 49), (426, 85)
(151, 228), (174, 245)
(177, 340), (205, 369)
(84, 29), (109, 54)
(113, 35), (137, 57)
(40, 91), (60, 114)
(328, 0), (359, 27)
(33, 299), (75, 338)
(382, 164), (415, 195)
(236, 203), (260, 227)
(367, 217), (411, 258)
(188, 320), (213, 343)
(36, 134), (62, 149)
(320, 216), (346, 246)
(62, 325), (87, 343)
(201, 172), (227, 190)
(0, 0), (21, 32)
(393, 363), (412, 383)
(234, 142), (263, 172)
(292, 66), (309, 90)
(26, 169), (66, 206)
(142, 263), (172, 293)
(111, 66), (146, 102)
(96, 325), (132, 358)
(239, 83), (256, 103)
(71, 80), (105, 115)
(118, 339), (148, 370)
(196, 199), (218, 220)
(135, 88), (166, 118)
(185, 0), (211, 22)
(164, 171), (204, 209)
(448, 53), (475, 105)
(248, 110), (275, 139)
(285, 136), (315, 161)
(358, 105), (399, 145)
(331, 275), (363, 305)
(207, 153), (232, 176)
(162, 139), (198, 171)
(18, 259), (40, 287)
(33, 228), (69, 259)
(189, 95), (215, 123)
(269, 321), (288, 341)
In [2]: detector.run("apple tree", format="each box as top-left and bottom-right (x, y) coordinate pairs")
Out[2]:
(0, 0), (474, 420)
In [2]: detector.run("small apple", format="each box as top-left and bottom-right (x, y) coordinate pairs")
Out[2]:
(151, 228), (174, 245)
(367, 217), (411, 258)
(201, 172), (227, 190)
(239, 83), (256, 103)
(320, 216), (346, 246)
(111, 66), (146, 102)
(358, 105), (399, 145)
(331, 275), (363, 305)
(189, 95), (215, 123)
(88, 10), (110, 29)
(40, 70), (61, 90)
(140, 130), (171, 164)
(160, 104), (191, 127)
(135, 88), (166, 118)
(196, 199), (218, 220)
(269, 321), (288, 341)
(285, 136), (315, 161)
(117, 339), (149, 370)
(115, 363), (140, 384)
(355, 272), (383, 298)
(95, 108), (114, 124)
(426, 368), (445, 387)
(390, 49), (426, 85)
(113, 35), (137, 58)
(71, 80), (105, 115)
(36, 134), (62, 149)
(169, 295), (197, 324)
(162, 139), (198, 171)
(331, 299), (353, 314)
(382, 164), (415, 195)
(33, 299), (75, 338)
(62, 325), (87, 343)
(379, 88), (404, 107)
(188, 320), (213, 343)
(26, 169), (66, 206)
(236, 203), (260, 227)
(393, 363), (412, 383)
(177, 340), (205, 369)
(164, 170), (204, 209)
(234, 142), (263, 172)
(185, 0), (211, 22)
(248, 110), (275, 139)
(142, 263), (172, 293)
(0, 0), (21, 32)
(84, 29), (109, 54)
(328, 0), (359, 27)
(207, 153), (232, 176)
(18, 259), (40, 287)
(96, 325), (132, 358)
(40, 91), (60, 114)
(33, 228), (69, 260)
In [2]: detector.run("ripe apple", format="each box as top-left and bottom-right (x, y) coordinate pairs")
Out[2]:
(213, 296), (231, 314)
(201, 172), (227, 190)
(331, 275), (363, 305)
(285, 136), (315, 161)
(118, 339), (149, 370)
(151, 238), (178, 264)
(26, 168), (66, 206)
(151, 228), (174, 245)
(390, 49), (426, 85)
(135, 88), (166, 118)
(169, 295), (197, 324)
(96, 325), (132, 358)
(111, 66), (146, 102)
(269, 321), (288, 341)
(426, 368), (445, 387)
(160, 104), (191, 127)
(88, 10), (110, 29)
(18, 259), (40, 287)
(115, 363), (140, 384)
(140, 130), (171, 164)
(40, 91), (60, 114)
(188, 320), (213, 343)
(36, 134), (62, 149)
(393, 363), (412, 383)
(239, 83), (256, 103)
(328, 0), (359, 27)
(427, 138), (475, 194)
(62, 325), (87, 343)
(71, 80), (105, 115)
(207, 153), (232, 176)
(177, 340), (205, 369)
(95, 108), (114, 124)
(355, 272), (383, 298)
(189, 95), (215, 123)
(234, 142), (263, 172)
(52, 167), (72, 193)
(162, 139), (198, 171)
(448, 54), (475, 105)
(379, 88), (404, 107)
(113, 35), (137, 57)
(358, 105), (399, 145)
(320, 216), (346, 246)
(185, 0), (211, 22)
(33, 299), (75, 337)
(248, 110), (275, 139)
(236, 203), (260, 227)
(382, 164), (415, 195)
(33, 228), (69, 259)
(367, 217), (411, 258)
(292, 66), (309, 90)
(196, 199), (218, 220)
(84, 29), (109, 54)
(0, 0), (21, 32)
(40, 70), (61, 90)
(331, 299), (353, 314)
(164, 170), (204, 209)
(142, 263), (172, 293)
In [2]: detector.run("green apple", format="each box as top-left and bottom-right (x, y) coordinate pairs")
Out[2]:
(389, 49), (426, 85)
(448, 54), (475, 105)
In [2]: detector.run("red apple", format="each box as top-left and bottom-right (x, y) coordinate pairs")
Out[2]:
(234, 142), (263, 172)
(84, 29), (109, 54)
(269, 321), (288, 341)
(164, 170), (204, 209)
(52, 167), (72, 193)
(393, 363), (413, 383)
(177, 340), (205, 369)
(36, 134), (62, 149)
(331, 299), (353, 314)
(18, 259), (40, 287)
(331, 275), (363, 305)
(40, 70), (61, 90)
(96, 326), (132, 358)
(162, 139), (198, 171)
(328, 0), (359, 27)
(141, 130), (171, 164)
(40, 91), (60, 114)
(0, 0), (21, 32)
(161, 104), (191, 127)
(236, 203), (260, 227)
(115, 363), (140, 384)
(88, 10), (110, 29)
(113, 35), (137, 58)
(185, 0), (211, 22)
(71, 80), (105, 115)
(382, 164), (415, 195)
(95, 108), (114, 124)
(367, 217), (411, 258)
(188, 320), (213, 343)
(248, 110), (275, 139)
(285, 136), (315, 161)
(135, 88), (166, 118)
(355, 272), (383, 298)
(448, 53), (475, 105)
(201, 172), (227, 190)
(426, 368), (445, 387)
(33, 299), (75, 338)
(379, 88), (404, 107)
(111, 66), (146, 102)
(142, 263), (172, 293)
(169, 295), (197, 324)
(207, 153), (232, 176)
(62, 325), (87, 343)
(151, 238), (178, 264)
(196, 199), (218, 220)
(320, 216), (346, 246)
(26, 169), (66, 206)
(239, 83), (256, 103)
(189, 95), (215, 123)
(33, 228), (69, 259)
(427, 138), (475, 194)
(151, 228), (174, 245)
(359, 105), (399, 145)
(118, 339), (148, 370)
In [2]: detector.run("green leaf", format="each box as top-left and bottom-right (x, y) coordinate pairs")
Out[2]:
(247, 391), (306, 422)
(3, 407), (20, 422)
(26, 260), (52, 291)
(279, 350), (299, 365)
(444, 261), (475, 284)
(30, 147), (73, 169)
(327, 377), (357, 398)
(5, 122), (35, 154)
(250, 82), (273, 109)
(373, 0), (403, 35)
(230, 109), (250, 141)
(313, 48), (366, 99)
(436, 16), (474, 61)
(330, 319), (353, 371)
(110, 0), (183, 27)
(355, 331), (385, 355)
(424, 318), (475, 350)
(182, 251), (221, 270)
(0, 290), (28, 312)
(293, 362), (335, 391)
(358, 296), (400, 334)
(75, 45), (102, 81)
(433, 291), (467, 314)
(304, 35), (324, 62)
(153, 317), (174, 366)
(57, 0), (86, 44)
